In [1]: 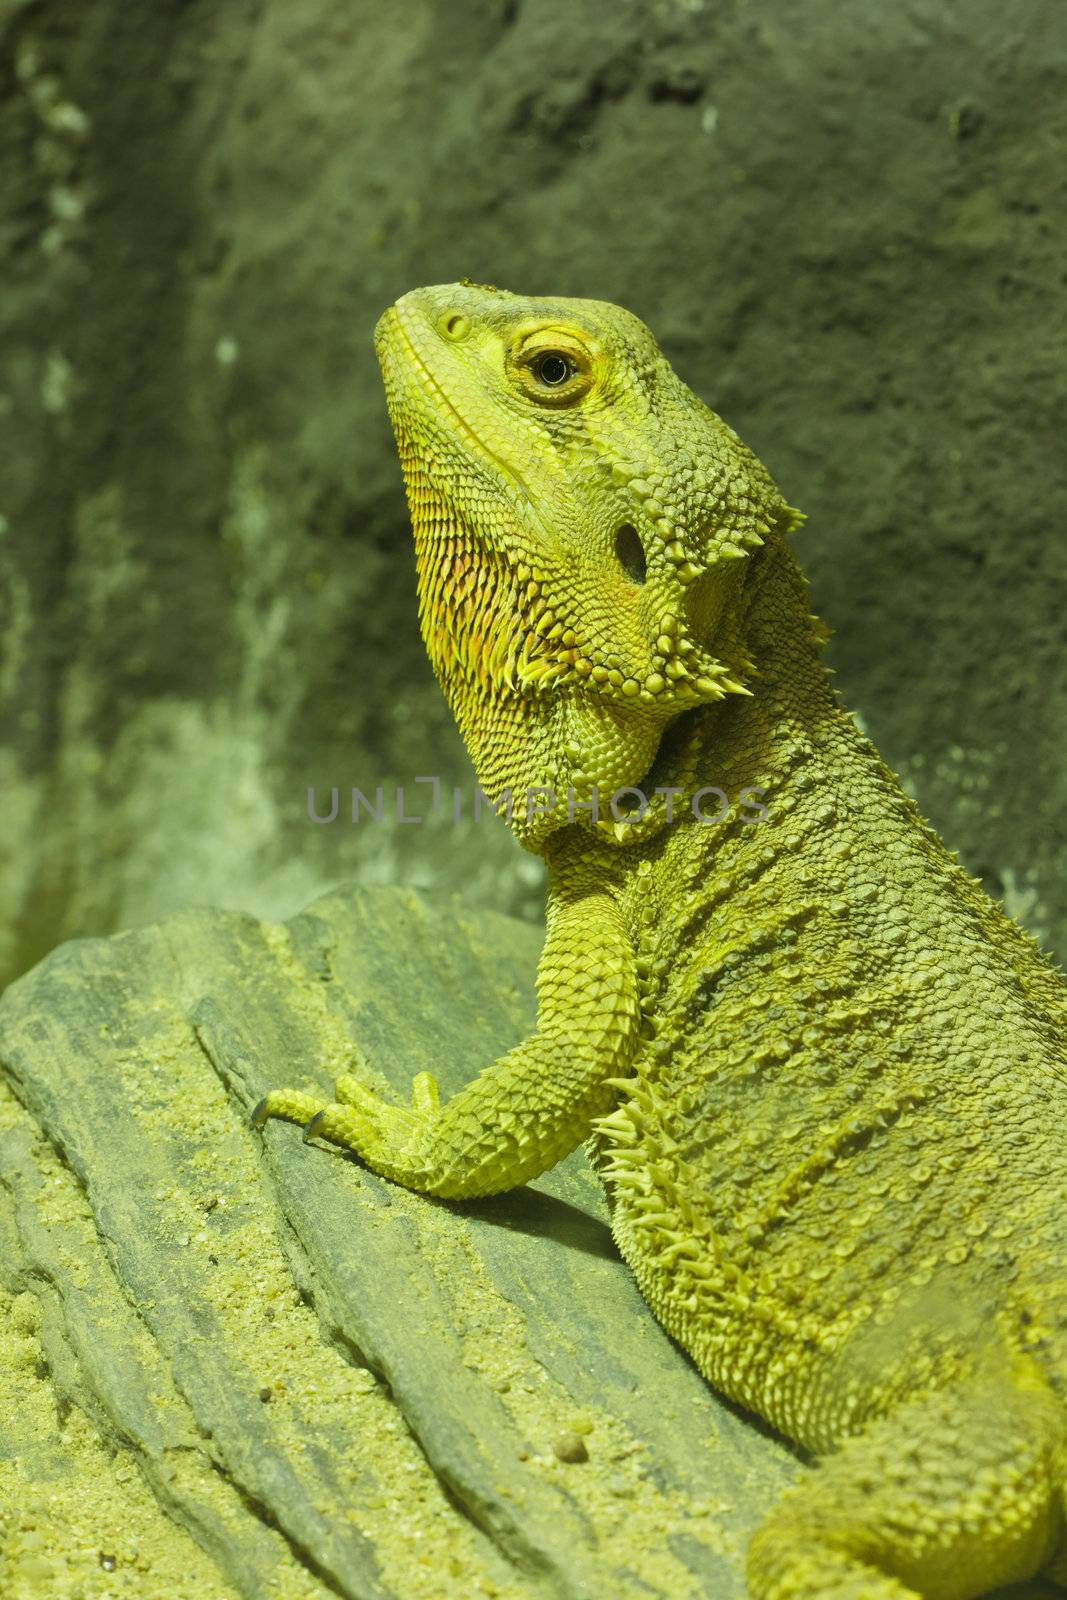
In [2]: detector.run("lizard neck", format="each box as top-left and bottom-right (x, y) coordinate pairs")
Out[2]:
(622, 536), (967, 1000)
(624, 533), (1063, 1064)
(638, 538), (844, 828)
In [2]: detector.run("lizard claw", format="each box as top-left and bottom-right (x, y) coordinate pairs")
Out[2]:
(303, 1110), (328, 1144)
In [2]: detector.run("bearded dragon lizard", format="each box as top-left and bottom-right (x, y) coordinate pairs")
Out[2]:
(256, 283), (1067, 1599)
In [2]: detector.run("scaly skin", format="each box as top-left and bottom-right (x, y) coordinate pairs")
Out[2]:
(257, 283), (1067, 1599)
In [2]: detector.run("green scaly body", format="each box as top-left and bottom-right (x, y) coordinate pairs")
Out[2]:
(258, 283), (1067, 1600)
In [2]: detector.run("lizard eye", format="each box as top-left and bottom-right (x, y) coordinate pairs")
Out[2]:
(533, 352), (573, 386)
(513, 335), (592, 405)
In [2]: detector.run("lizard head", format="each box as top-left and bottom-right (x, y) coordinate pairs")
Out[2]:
(375, 281), (797, 848)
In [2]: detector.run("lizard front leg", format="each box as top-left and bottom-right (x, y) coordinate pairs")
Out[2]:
(254, 834), (639, 1199)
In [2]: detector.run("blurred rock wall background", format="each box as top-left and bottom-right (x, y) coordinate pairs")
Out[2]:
(1, 0), (1064, 989)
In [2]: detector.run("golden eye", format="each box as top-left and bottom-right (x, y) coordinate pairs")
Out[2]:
(532, 351), (574, 386)
(513, 335), (591, 405)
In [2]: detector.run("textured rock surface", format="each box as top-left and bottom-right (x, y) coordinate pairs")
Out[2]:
(0, 884), (817, 1599)
(1, 0), (1065, 989)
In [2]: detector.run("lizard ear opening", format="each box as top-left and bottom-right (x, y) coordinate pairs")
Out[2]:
(615, 523), (647, 585)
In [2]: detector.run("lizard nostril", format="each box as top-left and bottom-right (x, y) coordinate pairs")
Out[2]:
(441, 312), (470, 341)
(615, 523), (647, 585)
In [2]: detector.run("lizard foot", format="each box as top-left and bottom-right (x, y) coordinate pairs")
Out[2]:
(252, 1070), (442, 1184)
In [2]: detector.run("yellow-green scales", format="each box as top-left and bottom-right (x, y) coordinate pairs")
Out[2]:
(258, 283), (1067, 1600)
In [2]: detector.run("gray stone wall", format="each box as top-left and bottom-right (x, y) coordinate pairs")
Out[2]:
(2, 0), (1064, 987)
